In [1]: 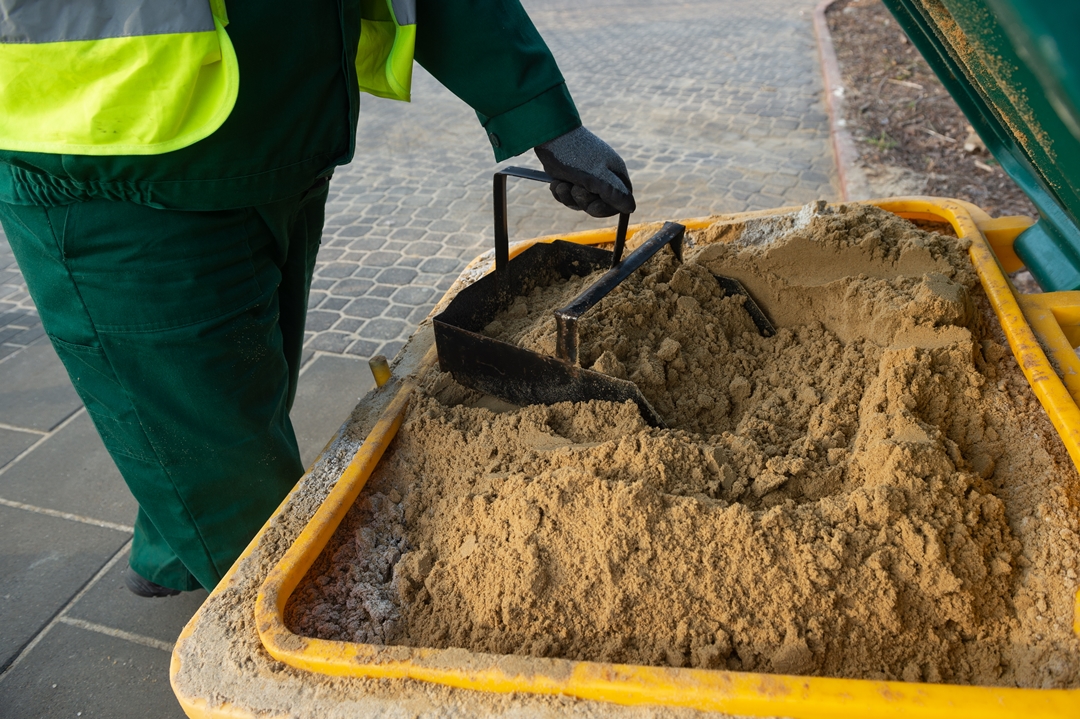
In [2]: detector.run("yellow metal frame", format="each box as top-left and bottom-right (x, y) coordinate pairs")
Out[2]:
(177, 198), (1080, 718)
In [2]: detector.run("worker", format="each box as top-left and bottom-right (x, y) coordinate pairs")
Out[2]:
(0, 1), (635, 597)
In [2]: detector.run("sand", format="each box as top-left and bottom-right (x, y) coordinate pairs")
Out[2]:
(172, 326), (685, 719)
(283, 203), (1080, 688)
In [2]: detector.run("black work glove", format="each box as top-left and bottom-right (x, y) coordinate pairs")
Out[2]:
(534, 126), (636, 218)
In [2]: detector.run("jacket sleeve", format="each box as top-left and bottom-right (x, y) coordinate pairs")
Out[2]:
(413, 0), (582, 161)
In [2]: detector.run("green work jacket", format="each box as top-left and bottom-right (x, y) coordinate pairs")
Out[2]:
(0, 0), (581, 211)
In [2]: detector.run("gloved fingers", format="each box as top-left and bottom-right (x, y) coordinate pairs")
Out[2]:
(549, 180), (579, 211)
(534, 126), (637, 215)
(587, 167), (636, 215)
(550, 180), (620, 217)
(547, 165), (634, 215)
(584, 197), (619, 218)
(555, 163), (635, 215)
(570, 184), (597, 209)
(566, 184), (618, 218)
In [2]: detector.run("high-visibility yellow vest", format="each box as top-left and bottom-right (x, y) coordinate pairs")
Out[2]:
(357, 0), (416, 102)
(0, 0), (415, 156)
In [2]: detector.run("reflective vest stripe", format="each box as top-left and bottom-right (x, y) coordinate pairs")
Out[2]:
(0, 0), (215, 44)
(357, 0), (416, 102)
(389, 0), (415, 25)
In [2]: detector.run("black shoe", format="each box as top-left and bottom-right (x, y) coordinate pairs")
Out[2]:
(124, 568), (181, 598)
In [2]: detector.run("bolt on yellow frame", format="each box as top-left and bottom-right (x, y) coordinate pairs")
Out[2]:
(207, 198), (1080, 718)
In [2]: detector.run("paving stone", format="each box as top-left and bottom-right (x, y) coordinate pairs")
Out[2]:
(342, 297), (386, 319)
(11, 313), (39, 330)
(345, 339), (382, 358)
(320, 297), (350, 312)
(4, 324), (44, 346)
(0, 310), (30, 328)
(441, 232), (479, 249)
(307, 331), (352, 353)
(345, 236), (384, 250)
(65, 548), (208, 645)
(0, 504), (130, 669)
(389, 227), (427, 242)
(331, 278), (375, 297)
(0, 342), (83, 432)
(380, 340), (407, 361)
(316, 248), (345, 263)
(368, 284), (397, 298)
(800, 168), (832, 183)
(418, 257), (463, 275)
(333, 317), (365, 334)
(412, 206), (448, 221)
(0, 622), (185, 719)
(291, 355), (373, 467)
(383, 304), (414, 320)
(0, 412), (137, 526)
(403, 241), (443, 257)
(304, 310), (339, 333)
(0, 427), (37, 470)
(391, 285), (436, 306)
(317, 262), (357, 279)
(361, 251), (399, 268)
(408, 305), (434, 324)
(375, 267), (418, 285)
(359, 318), (407, 341)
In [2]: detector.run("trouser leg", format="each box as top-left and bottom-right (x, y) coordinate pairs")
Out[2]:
(258, 176), (328, 412)
(0, 184), (327, 591)
(132, 508), (200, 590)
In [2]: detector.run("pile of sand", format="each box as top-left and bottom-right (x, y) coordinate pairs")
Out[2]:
(287, 203), (1080, 687)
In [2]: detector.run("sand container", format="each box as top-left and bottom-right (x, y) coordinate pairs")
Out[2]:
(285, 203), (1080, 688)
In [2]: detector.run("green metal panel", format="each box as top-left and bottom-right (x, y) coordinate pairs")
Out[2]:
(880, 0), (1080, 290)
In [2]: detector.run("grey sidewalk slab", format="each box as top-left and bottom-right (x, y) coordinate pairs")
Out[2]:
(0, 504), (130, 670)
(0, 621), (184, 719)
(0, 427), (36, 468)
(65, 549), (208, 646)
(0, 412), (135, 527)
(291, 354), (375, 468)
(0, 342), (82, 433)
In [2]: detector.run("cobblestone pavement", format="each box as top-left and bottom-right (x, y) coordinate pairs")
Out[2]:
(0, 2), (834, 714)
(1, 0), (836, 369)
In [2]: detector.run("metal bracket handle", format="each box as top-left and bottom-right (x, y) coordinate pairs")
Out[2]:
(494, 167), (632, 301)
(555, 222), (685, 365)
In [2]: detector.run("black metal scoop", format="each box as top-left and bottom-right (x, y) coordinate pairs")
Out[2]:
(432, 167), (775, 427)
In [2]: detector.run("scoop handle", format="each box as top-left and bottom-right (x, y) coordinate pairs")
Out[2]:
(493, 167), (631, 302)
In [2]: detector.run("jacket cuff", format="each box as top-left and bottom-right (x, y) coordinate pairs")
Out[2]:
(478, 83), (581, 162)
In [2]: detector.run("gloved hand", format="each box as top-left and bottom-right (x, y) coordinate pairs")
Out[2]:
(534, 126), (635, 218)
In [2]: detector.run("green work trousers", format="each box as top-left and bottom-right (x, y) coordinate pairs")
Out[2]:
(0, 180), (329, 591)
